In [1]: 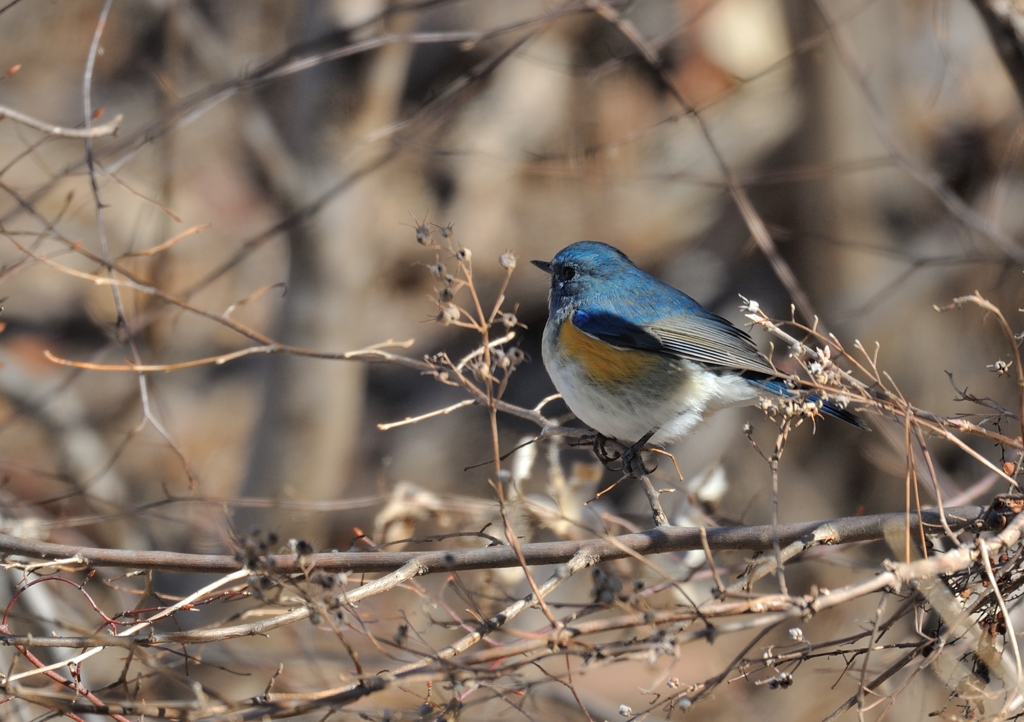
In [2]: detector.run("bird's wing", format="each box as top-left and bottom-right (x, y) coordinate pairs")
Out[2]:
(572, 308), (777, 376)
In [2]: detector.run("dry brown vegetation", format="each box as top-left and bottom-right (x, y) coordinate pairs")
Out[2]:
(2, 1), (1024, 720)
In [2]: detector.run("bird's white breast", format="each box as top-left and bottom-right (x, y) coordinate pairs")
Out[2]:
(543, 318), (759, 445)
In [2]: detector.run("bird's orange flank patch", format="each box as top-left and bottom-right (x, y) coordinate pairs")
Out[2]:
(559, 317), (660, 385)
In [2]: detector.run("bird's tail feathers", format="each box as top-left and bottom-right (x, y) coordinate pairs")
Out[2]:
(813, 396), (869, 429)
(747, 377), (868, 430)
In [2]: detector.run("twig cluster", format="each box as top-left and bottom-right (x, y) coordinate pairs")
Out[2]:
(2, 2), (1024, 720)
(1, 216), (1023, 719)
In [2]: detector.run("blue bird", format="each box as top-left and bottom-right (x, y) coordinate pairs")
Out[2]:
(532, 241), (864, 469)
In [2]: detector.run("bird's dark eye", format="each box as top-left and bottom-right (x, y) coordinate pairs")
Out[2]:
(559, 266), (576, 282)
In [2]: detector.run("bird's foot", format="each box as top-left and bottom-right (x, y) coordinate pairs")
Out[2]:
(621, 436), (658, 477)
(592, 430), (658, 476)
(592, 433), (622, 466)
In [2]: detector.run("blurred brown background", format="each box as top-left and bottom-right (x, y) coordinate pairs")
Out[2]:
(0, 0), (1022, 718)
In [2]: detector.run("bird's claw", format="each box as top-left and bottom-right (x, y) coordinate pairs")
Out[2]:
(620, 441), (657, 476)
(592, 433), (621, 465)
(592, 432), (657, 476)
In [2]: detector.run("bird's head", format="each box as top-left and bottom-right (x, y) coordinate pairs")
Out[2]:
(532, 241), (633, 315)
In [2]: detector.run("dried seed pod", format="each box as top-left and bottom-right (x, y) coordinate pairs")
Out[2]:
(494, 349), (511, 371)
(437, 305), (460, 325)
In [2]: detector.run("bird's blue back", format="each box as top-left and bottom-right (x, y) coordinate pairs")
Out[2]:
(547, 242), (776, 376)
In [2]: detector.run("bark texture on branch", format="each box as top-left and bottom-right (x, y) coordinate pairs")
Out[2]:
(0, 504), (1005, 575)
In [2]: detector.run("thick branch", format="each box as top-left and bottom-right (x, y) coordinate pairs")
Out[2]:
(0, 504), (1001, 575)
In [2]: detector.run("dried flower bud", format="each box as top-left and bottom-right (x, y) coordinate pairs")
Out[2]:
(455, 247), (471, 262)
(429, 263), (445, 278)
(415, 223), (431, 244)
(494, 349), (511, 371)
(439, 222), (454, 239)
(437, 305), (460, 325)
(310, 571), (337, 588)
(499, 251), (517, 270)
(765, 672), (793, 689)
(988, 359), (1012, 376)
(438, 286), (454, 303)
(501, 312), (517, 329)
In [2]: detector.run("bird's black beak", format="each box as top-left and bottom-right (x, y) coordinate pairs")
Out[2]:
(531, 259), (552, 274)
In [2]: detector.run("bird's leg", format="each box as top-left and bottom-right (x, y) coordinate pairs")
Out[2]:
(621, 429), (658, 477)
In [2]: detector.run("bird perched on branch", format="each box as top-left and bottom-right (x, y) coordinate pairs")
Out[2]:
(532, 241), (865, 473)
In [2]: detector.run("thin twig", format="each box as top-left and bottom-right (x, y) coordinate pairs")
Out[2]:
(637, 473), (669, 527)
(0, 103), (122, 138)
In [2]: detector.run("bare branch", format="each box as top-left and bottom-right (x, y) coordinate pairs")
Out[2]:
(0, 103), (122, 138)
(0, 504), (1000, 575)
